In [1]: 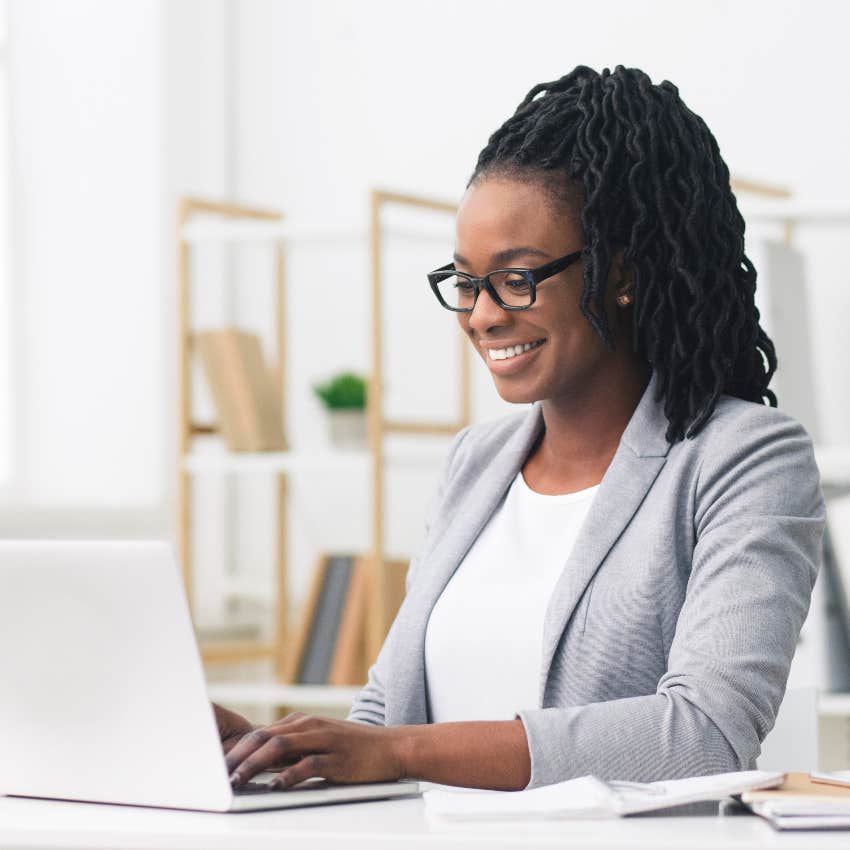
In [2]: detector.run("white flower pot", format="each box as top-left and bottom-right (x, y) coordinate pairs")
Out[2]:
(327, 409), (367, 450)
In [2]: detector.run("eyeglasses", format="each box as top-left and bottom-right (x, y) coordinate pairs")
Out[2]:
(427, 249), (584, 313)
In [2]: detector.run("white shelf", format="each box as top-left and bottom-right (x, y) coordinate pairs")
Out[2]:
(181, 220), (360, 244)
(180, 220), (453, 245)
(819, 693), (850, 718)
(207, 682), (360, 710)
(815, 446), (850, 487)
(740, 199), (850, 225)
(183, 445), (449, 474)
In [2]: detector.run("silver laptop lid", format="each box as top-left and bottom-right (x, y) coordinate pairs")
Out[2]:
(0, 540), (233, 811)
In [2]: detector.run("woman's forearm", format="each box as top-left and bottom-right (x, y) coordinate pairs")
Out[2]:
(392, 719), (531, 790)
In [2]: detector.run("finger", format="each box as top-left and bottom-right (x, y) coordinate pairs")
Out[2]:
(228, 731), (327, 786)
(224, 716), (325, 773)
(272, 754), (334, 789)
(225, 727), (275, 775)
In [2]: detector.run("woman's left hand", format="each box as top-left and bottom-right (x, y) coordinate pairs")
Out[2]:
(224, 713), (406, 789)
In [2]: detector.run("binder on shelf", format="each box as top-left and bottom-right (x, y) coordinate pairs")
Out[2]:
(288, 555), (409, 687)
(196, 328), (286, 452)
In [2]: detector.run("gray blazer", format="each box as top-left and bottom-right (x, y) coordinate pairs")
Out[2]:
(348, 376), (825, 787)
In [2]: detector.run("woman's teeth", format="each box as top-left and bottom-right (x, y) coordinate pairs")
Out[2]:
(487, 340), (543, 361)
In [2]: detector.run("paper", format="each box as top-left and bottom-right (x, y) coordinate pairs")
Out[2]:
(423, 770), (784, 821)
(811, 770), (850, 789)
(424, 777), (614, 820)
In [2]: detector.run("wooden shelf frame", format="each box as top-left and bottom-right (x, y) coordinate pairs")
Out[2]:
(366, 190), (470, 659)
(176, 197), (290, 680)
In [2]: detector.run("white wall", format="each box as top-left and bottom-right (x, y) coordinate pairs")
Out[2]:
(4, 0), (164, 532)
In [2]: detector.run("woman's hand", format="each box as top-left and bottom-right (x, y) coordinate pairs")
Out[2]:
(212, 703), (256, 755)
(224, 713), (405, 788)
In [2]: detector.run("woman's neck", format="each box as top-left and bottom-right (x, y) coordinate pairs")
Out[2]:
(523, 365), (649, 496)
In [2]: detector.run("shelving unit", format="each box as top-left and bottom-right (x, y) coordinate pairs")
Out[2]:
(177, 197), (290, 678)
(738, 194), (850, 490)
(177, 191), (468, 685)
(366, 190), (467, 659)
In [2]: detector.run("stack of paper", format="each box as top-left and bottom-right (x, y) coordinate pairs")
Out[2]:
(742, 772), (850, 830)
(424, 771), (784, 821)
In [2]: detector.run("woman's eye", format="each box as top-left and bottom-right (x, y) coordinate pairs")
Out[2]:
(505, 277), (531, 292)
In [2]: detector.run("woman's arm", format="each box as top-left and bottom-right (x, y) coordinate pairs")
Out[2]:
(517, 410), (824, 786)
(225, 714), (531, 790)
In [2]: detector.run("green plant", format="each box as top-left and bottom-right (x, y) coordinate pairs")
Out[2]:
(312, 371), (367, 410)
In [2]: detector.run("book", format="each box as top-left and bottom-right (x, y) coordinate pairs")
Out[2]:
(285, 556), (410, 686)
(326, 558), (409, 686)
(291, 555), (356, 685)
(742, 771), (850, 830)
(196, 328), (286, 452)
(327, 557), (369, 686)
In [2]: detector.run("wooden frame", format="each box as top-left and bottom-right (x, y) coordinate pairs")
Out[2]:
(176, 197), (290, 680)
(367, 190), (470, 659)
(731, 177), (795, 245)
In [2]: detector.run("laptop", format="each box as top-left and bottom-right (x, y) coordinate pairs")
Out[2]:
(0, 540), (419, 812)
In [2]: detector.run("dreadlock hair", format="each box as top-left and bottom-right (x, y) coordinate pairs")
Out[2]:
(470, 65), (777, 442)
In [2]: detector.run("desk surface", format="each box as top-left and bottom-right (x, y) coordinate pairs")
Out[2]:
(1, 794), (849, 850)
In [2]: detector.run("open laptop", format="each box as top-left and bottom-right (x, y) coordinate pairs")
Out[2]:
(0, 540), (419, 812)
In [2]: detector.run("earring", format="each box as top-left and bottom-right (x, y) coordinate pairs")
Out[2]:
(616, 292), (633, 307)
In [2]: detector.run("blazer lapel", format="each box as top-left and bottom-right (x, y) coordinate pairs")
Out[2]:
(539, 376), (672, 700)
(387, 406), (544, 725)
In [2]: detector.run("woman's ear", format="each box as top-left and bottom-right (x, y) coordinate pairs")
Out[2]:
(610, 251), (635, 307)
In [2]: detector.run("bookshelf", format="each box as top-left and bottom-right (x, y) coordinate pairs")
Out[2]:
(177, 197), (290, 679)
(176, 192), (467, 685)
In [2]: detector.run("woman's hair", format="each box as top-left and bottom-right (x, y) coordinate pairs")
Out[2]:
(470, 65), (776, 442)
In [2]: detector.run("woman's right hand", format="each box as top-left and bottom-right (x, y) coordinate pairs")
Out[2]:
(212, 703), (256, 754)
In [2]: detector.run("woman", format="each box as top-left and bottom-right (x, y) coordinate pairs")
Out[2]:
(218, 65), (824, 791)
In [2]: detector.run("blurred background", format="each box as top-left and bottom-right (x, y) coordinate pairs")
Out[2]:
(1, 0), (850, 763)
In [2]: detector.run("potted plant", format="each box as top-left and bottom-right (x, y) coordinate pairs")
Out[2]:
(312, 371), (368, 449)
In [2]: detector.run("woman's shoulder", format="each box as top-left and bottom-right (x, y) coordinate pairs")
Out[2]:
(432, 406), (540, 495)
(693, 394), (815, 458)
(681, 395), (822, 519)
(449, 406), (539, 463)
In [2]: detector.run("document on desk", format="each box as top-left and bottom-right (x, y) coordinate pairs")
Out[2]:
(424, 770), (784, 821)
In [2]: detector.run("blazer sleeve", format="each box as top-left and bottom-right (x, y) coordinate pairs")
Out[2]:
(517, 409), (825, 787)
(347, 425), (471, 725)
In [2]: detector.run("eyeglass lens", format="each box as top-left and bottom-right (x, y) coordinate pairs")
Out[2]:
(432, 271), (532, 310)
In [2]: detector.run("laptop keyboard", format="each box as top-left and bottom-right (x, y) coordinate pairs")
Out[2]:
(233, 777), (329, 795)
(233, 781), (282, 795)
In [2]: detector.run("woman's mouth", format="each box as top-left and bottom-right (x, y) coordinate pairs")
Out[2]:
(485, 339), (545, 361)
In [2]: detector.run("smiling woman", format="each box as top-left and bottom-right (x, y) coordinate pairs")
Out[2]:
(218, 65), (824, 792)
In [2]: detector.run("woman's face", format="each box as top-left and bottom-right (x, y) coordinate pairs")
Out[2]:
(454, 176), (633, 407)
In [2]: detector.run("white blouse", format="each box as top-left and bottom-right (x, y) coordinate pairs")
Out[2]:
(424, 472), (599, 723)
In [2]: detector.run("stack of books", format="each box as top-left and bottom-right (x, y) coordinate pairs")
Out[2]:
(286, 555), (408, 686)
(741, 771), (850, 830)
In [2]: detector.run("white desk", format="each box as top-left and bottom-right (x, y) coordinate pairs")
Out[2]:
(0, 794), (849, 850)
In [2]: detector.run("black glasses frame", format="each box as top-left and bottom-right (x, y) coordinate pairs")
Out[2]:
(427, 249), (584, 313)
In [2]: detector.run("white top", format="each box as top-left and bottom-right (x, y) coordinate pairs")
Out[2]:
(425, 472), (599, 722)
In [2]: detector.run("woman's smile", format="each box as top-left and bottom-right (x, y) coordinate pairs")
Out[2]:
(479, 337), (546, 374)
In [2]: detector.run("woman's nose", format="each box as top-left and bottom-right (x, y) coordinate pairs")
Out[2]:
(467, 287), (510, 334)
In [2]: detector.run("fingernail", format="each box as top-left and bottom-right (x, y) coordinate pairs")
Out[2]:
(229, 771), (241, 785)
